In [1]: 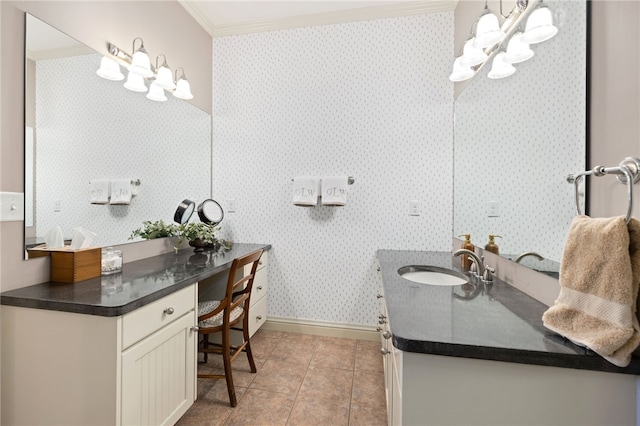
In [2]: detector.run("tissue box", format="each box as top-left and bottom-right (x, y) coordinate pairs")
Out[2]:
(28, 246), (101, 283)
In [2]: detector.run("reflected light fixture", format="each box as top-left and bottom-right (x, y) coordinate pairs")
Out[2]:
(488, 52), (516, 79)
(96, 38), (195, 101)
(96, 56), (124, 81)
(449, 0), (559, 82)
(449, 57), (474, 82)
(504, 32), (534, 64)
(473, 3), (506, 49)
(521, 2), (558, 44)
(173, 68), (194, 100)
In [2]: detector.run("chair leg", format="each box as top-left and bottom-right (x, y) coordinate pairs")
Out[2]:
(202, 334), (209, 364)
(243, 319), (257, 374)
(222, 326), (238, 407)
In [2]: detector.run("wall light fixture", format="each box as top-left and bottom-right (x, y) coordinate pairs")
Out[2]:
(96, 37), (194, 102)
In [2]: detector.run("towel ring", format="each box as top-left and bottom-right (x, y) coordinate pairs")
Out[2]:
(569, 157), (640, 224)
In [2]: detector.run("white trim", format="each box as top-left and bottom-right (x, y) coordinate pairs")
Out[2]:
(263, 316), (380, 341)
(27, 45), (94, 61)
(180, 1), (457, 38)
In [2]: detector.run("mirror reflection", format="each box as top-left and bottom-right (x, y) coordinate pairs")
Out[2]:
(24, 14), (212, 254)
(453, 0), (587, 271)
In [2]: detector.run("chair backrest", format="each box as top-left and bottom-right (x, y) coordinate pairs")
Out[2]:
(224, 248), (264, 319)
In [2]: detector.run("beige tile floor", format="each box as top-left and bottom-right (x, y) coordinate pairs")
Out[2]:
(176, 329), (387, 426)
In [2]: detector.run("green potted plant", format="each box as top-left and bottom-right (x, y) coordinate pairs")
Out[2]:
(129, 220), (179, 240)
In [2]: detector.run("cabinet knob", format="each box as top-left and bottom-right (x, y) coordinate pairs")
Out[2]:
(382, 331), (392, 339)
(256, 315), (263, 321)
(376, 293), (383, 299)
(190, 326), (200, 332)
(380, 348), (390, 355)
(257, 286), (263, 291)
(164, 307), (175, 315)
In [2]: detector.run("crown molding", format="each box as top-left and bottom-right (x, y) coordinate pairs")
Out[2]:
(179, 1), (457, 38)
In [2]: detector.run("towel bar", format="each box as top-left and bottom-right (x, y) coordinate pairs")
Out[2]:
(290, 176), (355, 185)
(567, 157), (640, 224)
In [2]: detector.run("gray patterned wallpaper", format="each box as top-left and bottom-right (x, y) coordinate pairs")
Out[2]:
(35, 53), (211, 247)
(212, 14), (454, 325)
(453, 0), (586, 262)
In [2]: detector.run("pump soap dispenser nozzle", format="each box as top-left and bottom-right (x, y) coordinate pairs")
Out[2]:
(458, 234), (475, 270)
(485, 234), (502, 255)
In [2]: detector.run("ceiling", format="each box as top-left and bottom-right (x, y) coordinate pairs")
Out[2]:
(178, 0), (456, 37)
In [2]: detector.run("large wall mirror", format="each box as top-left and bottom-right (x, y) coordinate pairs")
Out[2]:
(24, 14), (212, 256)
(453, 0), (587, 274)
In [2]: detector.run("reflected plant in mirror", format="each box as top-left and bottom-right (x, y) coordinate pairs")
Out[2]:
(453, 0), (587, 272)
(24, 14), (212, 256)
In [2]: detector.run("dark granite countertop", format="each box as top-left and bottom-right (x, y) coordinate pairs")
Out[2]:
(377, 250), (640, 375)
(1, 243), (271, 317)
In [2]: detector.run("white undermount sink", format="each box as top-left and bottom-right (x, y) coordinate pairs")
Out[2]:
(397, 265), (468, 286)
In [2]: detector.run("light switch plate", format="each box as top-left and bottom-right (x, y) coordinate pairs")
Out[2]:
(0, 192), (25, 222)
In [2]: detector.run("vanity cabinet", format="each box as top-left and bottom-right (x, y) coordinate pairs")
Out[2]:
(244, 250), (269, 336)
(1, 285), (197, 426)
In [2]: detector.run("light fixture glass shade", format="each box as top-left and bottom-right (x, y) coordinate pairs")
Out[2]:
(488, 52), (516, 79)
(173, 78), (194, 100)
(123, 71), (148, 92)
(504, 33), (534, 64)
(521, 6), (558, 44)
(130, 49), (155, 78)
(96, 56), (124, 81)
(473, 12), (506, 48)
(460, 38), (488, 67)
(449, 57), (474, 82)
(146, 82), (168, 102)
(154, 65), (177, 91)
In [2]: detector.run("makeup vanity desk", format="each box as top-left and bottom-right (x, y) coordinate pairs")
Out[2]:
(1, 242), (270, 426)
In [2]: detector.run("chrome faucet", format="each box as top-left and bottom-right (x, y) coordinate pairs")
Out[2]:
(453, 249), (495, 283)
(453, 249), (485, 277)
(514, 251), (544, 263)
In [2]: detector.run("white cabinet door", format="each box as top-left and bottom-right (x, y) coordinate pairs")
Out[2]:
(121, 312), (196, 426)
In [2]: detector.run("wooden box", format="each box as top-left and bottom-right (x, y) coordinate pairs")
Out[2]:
(28, 246), (101, 283)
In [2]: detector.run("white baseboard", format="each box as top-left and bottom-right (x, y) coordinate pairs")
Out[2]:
(262, 316), (379, 342)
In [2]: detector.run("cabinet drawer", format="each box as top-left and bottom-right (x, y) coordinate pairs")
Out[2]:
(244, 250), (268, 275)
(250, 267), (268, 306)
(248, 295), (267, 337)
(122, 286), (196, 350)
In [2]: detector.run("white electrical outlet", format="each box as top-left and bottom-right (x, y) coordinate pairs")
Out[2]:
(54, 200), (61, 212)
(488, 201), (500, 217)
(409, 200), (421, 216)
(0, 192), (25, 222)
(227, 199), (237, 213)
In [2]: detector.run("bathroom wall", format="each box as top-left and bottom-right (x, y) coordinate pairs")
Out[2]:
(0, 1), (212, 291)
(212, 13), (454, 325)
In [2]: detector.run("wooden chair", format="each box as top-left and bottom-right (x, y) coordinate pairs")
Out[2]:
(196, 248), (264, 407)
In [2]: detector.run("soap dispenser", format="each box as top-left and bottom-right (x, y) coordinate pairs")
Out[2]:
(458, 234), (475, 270)
(484, 235), (502, 255)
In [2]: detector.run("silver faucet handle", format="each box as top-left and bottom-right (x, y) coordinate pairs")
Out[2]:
(482, 265), (496, 283)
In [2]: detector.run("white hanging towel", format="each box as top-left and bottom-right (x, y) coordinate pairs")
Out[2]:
(292, 176), (319, 207)
(110, 179), (132, 205)
(90, 180), (110, 204)
(321, 176), (349, 206)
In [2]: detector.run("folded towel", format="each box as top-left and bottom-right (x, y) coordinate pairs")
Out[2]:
(542, 215), (640, 367)
(292, 176), (319, 207)
(321, 176), (349, 206)
(110, 179), (132, 205)
(90, 180), (109, 204)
